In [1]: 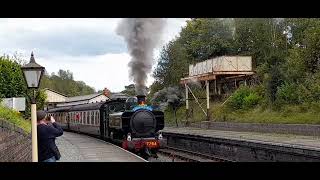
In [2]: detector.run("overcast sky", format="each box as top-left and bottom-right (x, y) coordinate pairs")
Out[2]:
(0, 18), (188, 92)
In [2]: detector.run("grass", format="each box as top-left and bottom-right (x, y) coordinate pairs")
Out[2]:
(0, 105), (31, 133)
(164, 102), (320, 125)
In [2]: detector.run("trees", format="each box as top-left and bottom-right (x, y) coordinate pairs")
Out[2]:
(121, 84), (136, 96)
(152, 18), (235, 97)
(0, 56), (46, 118)
(0, 56), (27, 98)
(152, 18), (320, 113)
(40, 69), (95, 97)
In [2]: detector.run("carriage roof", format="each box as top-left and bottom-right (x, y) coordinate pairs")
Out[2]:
(47, 98), (127, 113)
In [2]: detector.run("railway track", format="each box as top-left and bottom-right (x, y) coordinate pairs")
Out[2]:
(156, 146), (233, 162)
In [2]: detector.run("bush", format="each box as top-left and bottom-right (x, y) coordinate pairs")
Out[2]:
(305, 72), (320, 102)
(276, 74), (320, 106)
(0, 105), (31, 133)
(226, 86), (262, 110)
(243, 93), (261, 109)
(276, 83), (300, 105)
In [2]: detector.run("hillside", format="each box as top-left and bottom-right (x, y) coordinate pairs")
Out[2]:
(151, 18), (320, 125)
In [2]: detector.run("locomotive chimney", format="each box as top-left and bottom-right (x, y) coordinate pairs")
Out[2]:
(137, 95), (146, 105)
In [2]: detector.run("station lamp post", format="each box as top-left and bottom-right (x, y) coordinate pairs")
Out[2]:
(21, 52), (45, 162)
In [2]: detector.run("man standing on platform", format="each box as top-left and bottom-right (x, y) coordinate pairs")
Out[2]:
(37, 110), (63, 162)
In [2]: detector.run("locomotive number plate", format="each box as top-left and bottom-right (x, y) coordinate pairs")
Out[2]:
(145, 141), (158, 148)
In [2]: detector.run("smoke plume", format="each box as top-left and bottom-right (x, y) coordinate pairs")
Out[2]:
(116, 18), (166, 95)
(151, 86), (185, 111)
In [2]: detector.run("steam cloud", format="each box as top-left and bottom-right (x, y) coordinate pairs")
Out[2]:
(151, 86), (185, 111)
(116, 18), (166, 95)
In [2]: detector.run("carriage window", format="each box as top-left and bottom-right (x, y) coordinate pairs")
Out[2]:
(91, 111), (94, 125)
(83, 112), (85, 124)
(95, 111), (98, 125)
(79, 112), (82, 124)
(90, 111), (93, 125)
(87, 111), (90, 124)
(79, 112), (81, 124)
(85, 112), (89, 124)
(82, 112), (85, 124)
(94, 111), (98, 125)
(97, 112), (100, 125)
(66, 113), (69, 123)
(93, 111), (96, 125)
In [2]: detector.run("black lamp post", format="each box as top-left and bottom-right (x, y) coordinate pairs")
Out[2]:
(21, 52), (45, 162)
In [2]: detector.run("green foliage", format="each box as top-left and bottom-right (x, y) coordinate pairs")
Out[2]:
(226, 86), (262, 110)
(40, 69), (95, 97)
(276, 83), (300, 105)
(152, 18), (235, 90)
(1, 56), (92, 120)
(121, 84), (136, 96)
(152, 18), (320, 124)
(0, 56), (27, 98)
(0, 105), (31, 133)
(215, 105), (320, 124)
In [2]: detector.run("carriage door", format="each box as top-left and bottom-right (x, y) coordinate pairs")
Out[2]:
(67, 113), (70, 129)
(104, 110), (109, 138)
(103, 106), (110, 138)
(100, 110), (108, 138)
(100, 111), (105, 138)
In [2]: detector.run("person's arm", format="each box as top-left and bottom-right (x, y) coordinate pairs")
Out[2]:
(47, 116), (63, 138)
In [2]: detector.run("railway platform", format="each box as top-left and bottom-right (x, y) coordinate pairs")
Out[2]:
(55, 132), (146, 162)
(162, 127), (320, 161)
(163, 127), (320, 150)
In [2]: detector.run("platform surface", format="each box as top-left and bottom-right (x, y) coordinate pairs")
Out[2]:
(163, 127), (320, 151)
(56, 132), (146, 162)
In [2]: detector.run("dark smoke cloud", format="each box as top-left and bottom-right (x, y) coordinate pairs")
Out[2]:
(151, 86), (185, 111)
(116, 18), (166, 95)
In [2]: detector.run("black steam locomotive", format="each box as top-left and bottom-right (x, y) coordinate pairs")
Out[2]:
(47, 95), (165, 159)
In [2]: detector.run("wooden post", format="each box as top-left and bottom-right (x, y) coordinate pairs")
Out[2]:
(214, 79), (217, 94)
(206, 80), (210, 121)
(218, 83), (221, 95)
(185, 83), (189, 125)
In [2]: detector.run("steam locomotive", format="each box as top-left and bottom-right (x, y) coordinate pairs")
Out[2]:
(47, 95), (165, 159)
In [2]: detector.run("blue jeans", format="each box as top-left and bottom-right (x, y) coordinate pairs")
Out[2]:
(43, 156), (56, 162)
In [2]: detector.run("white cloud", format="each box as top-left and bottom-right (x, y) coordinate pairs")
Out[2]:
(36, 53), (132, 92)
(0, 18), (188, 92)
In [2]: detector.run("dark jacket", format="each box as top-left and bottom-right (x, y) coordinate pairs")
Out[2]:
(37, 122), (63, 162)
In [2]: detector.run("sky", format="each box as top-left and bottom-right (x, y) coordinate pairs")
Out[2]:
(0, 18), (188, 92)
